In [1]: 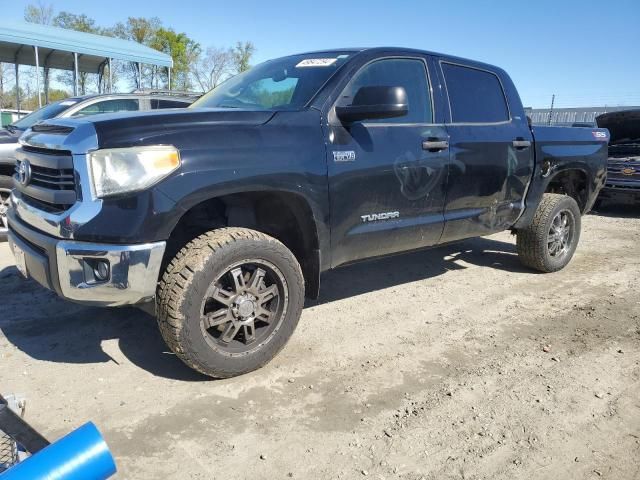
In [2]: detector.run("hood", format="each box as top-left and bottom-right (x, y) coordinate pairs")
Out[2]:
(84, 108), (277, 149)
(0, 127), (21, 144)
(596, 109), (640, 145)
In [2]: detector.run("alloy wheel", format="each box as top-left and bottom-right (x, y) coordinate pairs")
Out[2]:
(200, 259), (288, 356)
(547, 209), (574, 258)
(0, 188), (11, 234)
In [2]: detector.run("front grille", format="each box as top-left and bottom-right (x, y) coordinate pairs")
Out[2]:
(607, 160), (639, 178)
(14, 163), (75, 191)
(13, 145), (77, 212)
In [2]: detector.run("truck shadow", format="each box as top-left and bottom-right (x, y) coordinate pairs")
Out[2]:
(0, 235), (525, 381)
(590, 201), (639, 219)
(313, 236), (528, 305)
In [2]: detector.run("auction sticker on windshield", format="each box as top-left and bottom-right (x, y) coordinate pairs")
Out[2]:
(296, 58), (337, 67)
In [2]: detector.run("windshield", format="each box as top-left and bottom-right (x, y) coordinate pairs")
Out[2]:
(191, 53), (353, 111)
(11, 99), (80, 130)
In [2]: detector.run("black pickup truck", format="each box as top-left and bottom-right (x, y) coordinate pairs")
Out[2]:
(6, 48), (608, 378)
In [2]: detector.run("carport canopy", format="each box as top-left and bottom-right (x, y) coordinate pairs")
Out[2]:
(0, 21), (174, 108)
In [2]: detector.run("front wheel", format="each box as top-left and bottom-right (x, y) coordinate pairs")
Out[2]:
(516, 193), (581, 273)
(156, 228), (305, 378)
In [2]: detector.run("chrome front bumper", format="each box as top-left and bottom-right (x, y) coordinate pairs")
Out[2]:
(8, 216), (165, 307)
(55, 240), (166, 306)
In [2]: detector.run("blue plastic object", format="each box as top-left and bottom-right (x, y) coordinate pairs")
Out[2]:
(0, 422), (116, 480)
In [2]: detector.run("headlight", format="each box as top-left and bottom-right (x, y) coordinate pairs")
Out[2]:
(89, 146), (180, 198)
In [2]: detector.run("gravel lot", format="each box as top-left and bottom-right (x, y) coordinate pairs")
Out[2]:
(1, 204), (639, 479)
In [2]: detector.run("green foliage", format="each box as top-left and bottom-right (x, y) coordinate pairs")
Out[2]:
(233, 41), (256, 73)
(151, 28), (201, 90)
(52, 12), (97, 32)
(0, 86), (68, 110)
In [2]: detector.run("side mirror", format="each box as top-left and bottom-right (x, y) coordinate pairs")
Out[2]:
(335, 86), (408, 124)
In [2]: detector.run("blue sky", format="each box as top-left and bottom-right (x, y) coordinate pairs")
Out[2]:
(3, 0), (639, 108)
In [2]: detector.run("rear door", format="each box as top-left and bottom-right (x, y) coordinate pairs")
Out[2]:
(438, 61), (534, 242)
(326, 56), (449, 267)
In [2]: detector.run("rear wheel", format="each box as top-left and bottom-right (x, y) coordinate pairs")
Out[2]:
(516, 193), (581, 273)
(0, 175), (12, 242)
(156, 227), (305, 378)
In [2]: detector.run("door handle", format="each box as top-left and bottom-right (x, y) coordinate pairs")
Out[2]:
(512, 139), (531, 150)
(422, 140), (449, 152)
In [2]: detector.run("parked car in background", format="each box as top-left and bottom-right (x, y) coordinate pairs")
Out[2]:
(596, 109), (640, 205)
(0, 91), (199, 239)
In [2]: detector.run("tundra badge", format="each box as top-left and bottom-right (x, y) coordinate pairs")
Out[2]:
(361, 211), (400, 222)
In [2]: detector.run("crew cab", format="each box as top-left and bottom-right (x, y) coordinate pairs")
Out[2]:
(596, 109), (640, 204)
(6, 48), (608, 378)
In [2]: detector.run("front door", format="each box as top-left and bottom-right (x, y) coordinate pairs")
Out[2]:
(326, 57), (448, 267)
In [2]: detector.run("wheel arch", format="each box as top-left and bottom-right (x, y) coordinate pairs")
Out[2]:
(162, 188), (323, 299)
(544, 167), (589, 212)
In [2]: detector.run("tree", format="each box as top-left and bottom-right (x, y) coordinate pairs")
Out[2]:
(51, 12), (100, 95)
(192, 46), (233, 92)
(111, 17), (162, 89)
(0, 63), (16, 109)
(232, 41), (255, 74)
(24, 2), (55, 102)
(53, 12), (97, 32)
(24, 1), (54, 25)
(151, 28), (200, 91)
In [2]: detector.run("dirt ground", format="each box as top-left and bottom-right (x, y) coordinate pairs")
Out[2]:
(1, 204), (639, 480)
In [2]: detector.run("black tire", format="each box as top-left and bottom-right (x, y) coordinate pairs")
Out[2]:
(156, 227), (305, 378)
(0, 175), (13, 242)
(516, 193), (581, 273)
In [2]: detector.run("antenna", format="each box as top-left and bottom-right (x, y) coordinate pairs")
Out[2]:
(547, 94), (555, 125)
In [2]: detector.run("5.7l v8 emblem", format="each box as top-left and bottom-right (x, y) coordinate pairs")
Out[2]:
(333, 151), (356, 162)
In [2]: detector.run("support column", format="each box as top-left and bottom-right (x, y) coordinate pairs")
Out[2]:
(34, 46), (42, 108)
(138, 62), (142, 90)
(73, 52), (79, 96)
(43, 49), (55, 104)
(168, 67), (171, 90)
(108, 58), (113, 93)
(14, 62), (19, 111)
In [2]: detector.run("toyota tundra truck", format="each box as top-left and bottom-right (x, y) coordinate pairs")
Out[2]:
(6, 48), (608, 378)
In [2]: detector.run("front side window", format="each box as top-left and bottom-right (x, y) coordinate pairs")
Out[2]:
(191, 52), (352, 111)
(336, 58), (432, 124)
(442, 63), (509, 123)
(72, 99), (139, 117)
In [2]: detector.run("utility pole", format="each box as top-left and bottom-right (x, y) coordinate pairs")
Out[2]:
(547, 94), (555, 125)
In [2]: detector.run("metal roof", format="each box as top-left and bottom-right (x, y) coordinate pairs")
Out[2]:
(0, 21), (173, 73)
(525, 106), (640, 126)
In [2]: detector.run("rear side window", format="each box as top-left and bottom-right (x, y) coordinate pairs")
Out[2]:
(72, 99), (139, 117)
(338, 58), (432, 124)
(151, 99), (191, 109)
(442, 63), (509, 123)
